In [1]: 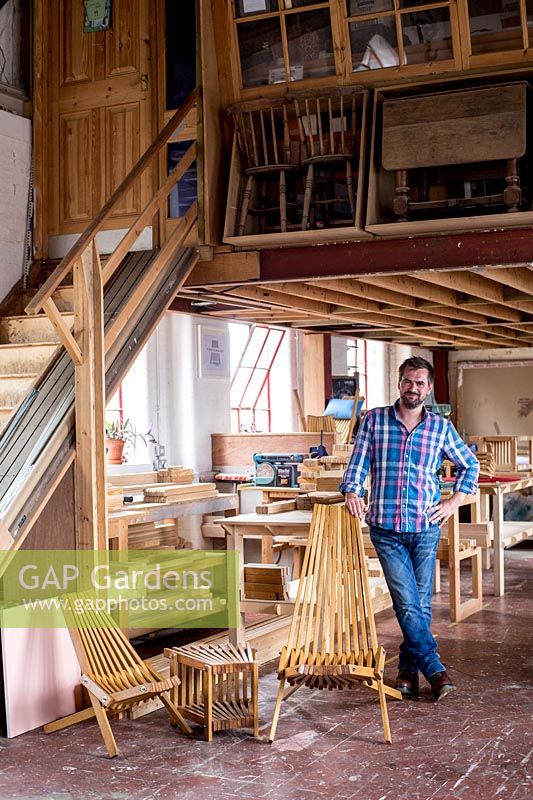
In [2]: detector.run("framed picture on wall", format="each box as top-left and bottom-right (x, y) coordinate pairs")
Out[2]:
(198, 325), (231, 379)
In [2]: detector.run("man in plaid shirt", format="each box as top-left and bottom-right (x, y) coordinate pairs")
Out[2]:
(340, 356), (479, 701)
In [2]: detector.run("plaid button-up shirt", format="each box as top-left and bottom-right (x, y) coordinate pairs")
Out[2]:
(339, 401), (479, 533)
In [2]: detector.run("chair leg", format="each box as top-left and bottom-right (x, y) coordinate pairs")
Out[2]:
(238, 175), (253, 235)
(252, 663), (260, 737)
(203, 668), (213, 742)
(279, 169), (287, 233)
(283, 679), (304, 701)
(346, 160), (355, 220)
(302, 164), (313, 230)
(159, 693), (193, 735)
(90, 696), (119, 758)
(268, 676), (287, 743)
(377, 678), (392, 745)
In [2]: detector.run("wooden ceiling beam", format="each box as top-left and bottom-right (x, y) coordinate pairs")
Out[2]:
(223, 285), (361, 324)
(476, 266), (533, 295)
(360, 274), (459, 307)
(259, 281), (383, 314)
(331, 309), (414, 327)
(308, 277), (419, 309)
(410, 302), (489, 324)
(413, 270), (505, 304)
(452, 301), (522, 322)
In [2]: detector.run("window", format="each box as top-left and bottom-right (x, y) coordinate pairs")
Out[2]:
(347, 0), (455, 73)
(347, 337), (367, 403)
(465, 0), (533, 67)
(233, 0), (335, 88)
(229, 323), (286, 432)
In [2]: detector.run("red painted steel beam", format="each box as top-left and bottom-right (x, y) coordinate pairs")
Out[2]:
(259, 229), (533, 282)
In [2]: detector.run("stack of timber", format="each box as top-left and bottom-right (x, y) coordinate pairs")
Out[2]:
(295, 491), (344, 510)
(128, 521), (192, 550)
(200, 509), (237, 540)
(244, 564), (290, 600)
(107, 484), (124, 510)
(143, 482), (217, 504)
(321, 452), (350, 467)
(332, 443), (352, 459)
(255, 499), (297, 514)
(156, 466), (195, 484)
(297, 457), (344, 492)
(476, 449), (495, 478)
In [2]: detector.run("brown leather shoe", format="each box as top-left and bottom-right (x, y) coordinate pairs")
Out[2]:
(395, 668), (419, 698)
(429, 670), (456, 701)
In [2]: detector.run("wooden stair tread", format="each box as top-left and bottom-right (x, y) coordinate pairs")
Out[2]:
(0, 342), (59, 349)
(0, 312), (73, 321)
(0, 372), (39, 379)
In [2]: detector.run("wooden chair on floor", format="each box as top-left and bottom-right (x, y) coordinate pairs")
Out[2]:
(269, 504), (401, 744)
(44, 595), (192, 757)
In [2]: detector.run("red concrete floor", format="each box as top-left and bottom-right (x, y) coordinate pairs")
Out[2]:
(1, 550), (532, 800)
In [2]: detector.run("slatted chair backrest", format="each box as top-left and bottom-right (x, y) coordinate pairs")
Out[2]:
(228, 98), (296, 172)
(306, 414), (337, 433)
(292, 87), (358, 161)
(279, 504), (376, 671)
(63, 594), (156, 694)
(484, 435), (518, 472)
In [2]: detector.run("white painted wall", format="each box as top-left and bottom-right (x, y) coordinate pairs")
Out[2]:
(154, 313), (231, 476)
(448, 346), (533, 436)
(269, 328), (298, 431)
(0, 109), (31, 302)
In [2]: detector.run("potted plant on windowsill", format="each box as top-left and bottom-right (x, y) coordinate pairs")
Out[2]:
(105, 419), (157, 465)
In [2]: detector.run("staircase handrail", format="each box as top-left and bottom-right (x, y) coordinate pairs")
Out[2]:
(26, 86), (200, 317)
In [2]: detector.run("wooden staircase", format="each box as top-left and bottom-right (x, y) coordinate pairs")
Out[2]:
(0, 88), (201, 553)
(0, 285), (72, 430)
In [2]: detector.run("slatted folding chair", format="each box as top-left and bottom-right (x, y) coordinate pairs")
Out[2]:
(269, 504), (401, 744)
(45, 595), (192, 757)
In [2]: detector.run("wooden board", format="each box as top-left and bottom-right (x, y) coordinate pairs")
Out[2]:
(382, 83), (526, 170)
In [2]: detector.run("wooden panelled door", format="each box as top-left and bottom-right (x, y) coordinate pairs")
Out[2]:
(46, 0), (154, 246)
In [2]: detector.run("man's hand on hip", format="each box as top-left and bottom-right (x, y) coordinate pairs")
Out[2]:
(345, 492), (367, 519)
(428, 492), (464, 526)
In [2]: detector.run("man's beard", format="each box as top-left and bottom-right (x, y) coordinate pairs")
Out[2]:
(401, 393), (423, 409)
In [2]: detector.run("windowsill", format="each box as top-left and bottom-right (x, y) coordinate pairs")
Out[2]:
(106, 462), (153, 475)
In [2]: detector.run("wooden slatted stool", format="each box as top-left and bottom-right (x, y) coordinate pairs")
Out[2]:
(165, 642), (259, 741)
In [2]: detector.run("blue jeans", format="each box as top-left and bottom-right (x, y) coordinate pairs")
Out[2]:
(369, 524), (444, 679)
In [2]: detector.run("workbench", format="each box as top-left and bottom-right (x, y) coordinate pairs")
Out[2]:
(108, 493), (239, 550)
(477, 476), (533, 596)
(220, 509), (389, 647)
(219, 490), (485, 643)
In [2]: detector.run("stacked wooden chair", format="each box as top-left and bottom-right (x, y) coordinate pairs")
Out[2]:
(228, 97), (301, 235)
(45, 595), (192, 757)
(269, 504), (401, 744)
(292, 87), (360, 230)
